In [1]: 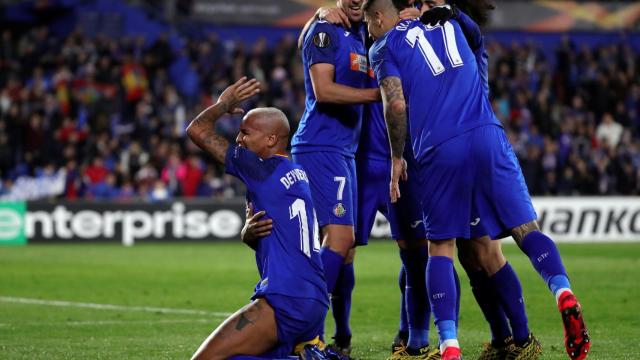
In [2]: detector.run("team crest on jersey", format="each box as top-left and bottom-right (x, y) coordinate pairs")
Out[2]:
(333, 203), (346, 217)
(313, 32), (330, 48)
(350, 53), (368, 73)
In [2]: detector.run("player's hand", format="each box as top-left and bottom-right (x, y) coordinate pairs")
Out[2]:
(400, 157), (408, 181)
(241, 203), (273, 243)
(390, 157), (404, 203)
(317, 6), (350, 29)
(217, 77), (261, 115)
(420, 4), (458, 27)
(399, 7), (421, 20)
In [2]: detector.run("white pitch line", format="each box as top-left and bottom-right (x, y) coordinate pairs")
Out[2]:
(0, 296), (230, 317)
(1, 319), (214, 327)
(66, 319), (213, 326)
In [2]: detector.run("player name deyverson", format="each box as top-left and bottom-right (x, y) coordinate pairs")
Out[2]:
(279, 168), (309, 190)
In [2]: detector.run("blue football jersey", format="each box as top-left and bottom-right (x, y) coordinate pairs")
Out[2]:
(454, 11), (489, 96)
(357, 74), (389, 161)
(225, 145), (329, 305)
(292, 20), (370, 157)
(369, 19), (501, 161)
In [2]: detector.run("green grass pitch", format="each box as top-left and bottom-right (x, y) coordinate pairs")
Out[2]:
(1, 241), (639, 359)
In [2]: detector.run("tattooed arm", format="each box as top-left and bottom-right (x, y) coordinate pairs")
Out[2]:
(380, 76), (408, 202)
(380, 76), (407, 158)
(186, 77), (260, 164)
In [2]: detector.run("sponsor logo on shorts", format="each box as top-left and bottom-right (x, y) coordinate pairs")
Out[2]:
(333, 203), (346, 218)
(410, 220), (423, 229)
(470, 217), (481, 226)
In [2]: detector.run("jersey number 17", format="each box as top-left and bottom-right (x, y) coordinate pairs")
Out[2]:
(405, 22), (463, 76)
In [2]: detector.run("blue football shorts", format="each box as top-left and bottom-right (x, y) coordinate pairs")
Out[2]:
(355, 155), (426, 246)
(417, 124), (537, 240)
(261, 294), (327, 358)
(292, 152), (357, 228)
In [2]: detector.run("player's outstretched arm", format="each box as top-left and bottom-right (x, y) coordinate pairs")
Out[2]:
(380, 76), (407, 203)
(186, 77), (260, 164)
(310, 63), (381, 104)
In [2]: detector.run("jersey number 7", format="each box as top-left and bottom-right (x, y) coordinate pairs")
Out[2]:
(405, 22), (463, 76)
(290, 198), (321, 257)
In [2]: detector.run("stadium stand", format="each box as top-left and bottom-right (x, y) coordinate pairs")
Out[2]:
(0, 3), (638, 200)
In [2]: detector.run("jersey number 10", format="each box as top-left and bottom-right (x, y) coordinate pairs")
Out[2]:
(405, 22), (464, 76)
(290, 198), (321, 257)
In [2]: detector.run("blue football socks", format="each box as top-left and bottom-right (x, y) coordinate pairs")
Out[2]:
(398, 265), (409, 334)
(520, 231), (571, 298)
(320, 247), (345, 294)
(468, 269), (512, 343)
(453, 266), (461, 328)
(490, 262), (530, 343)
(400, 247), (430, 349)
(426, 256), (458, 344)
(331, 262), (354, 342)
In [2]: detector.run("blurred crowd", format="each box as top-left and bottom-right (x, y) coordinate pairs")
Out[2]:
(487, 37), (639, 195)
(0, 26), (638, 200)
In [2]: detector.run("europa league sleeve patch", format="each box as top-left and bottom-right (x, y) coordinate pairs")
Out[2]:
(313, 32), (331, 48)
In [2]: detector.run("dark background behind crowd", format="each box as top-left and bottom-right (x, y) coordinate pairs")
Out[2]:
(0, 22), (638, 200)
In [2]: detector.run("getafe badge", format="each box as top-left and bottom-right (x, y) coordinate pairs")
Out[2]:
(333, 203), (346, 217)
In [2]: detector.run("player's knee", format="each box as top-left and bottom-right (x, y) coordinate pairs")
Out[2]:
(323, 225), (355, 255)
(471, 239), (506, 275)
(457, 244), (479, 271)
(344, 248), (356, 263)
(427, 238), (455, 257)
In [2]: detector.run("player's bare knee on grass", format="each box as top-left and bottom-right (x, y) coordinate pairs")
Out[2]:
(191, 299), (277, 360)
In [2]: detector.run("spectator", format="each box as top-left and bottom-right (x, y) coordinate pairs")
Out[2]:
(148, 179), (171, 201)
(0, 25), (637, 199)
(84, 157), (109, 185)
(177, 155), (203, 197)
(596, 113), (624, 148)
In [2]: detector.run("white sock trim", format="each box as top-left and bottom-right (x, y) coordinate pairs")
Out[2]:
(555, 288), (572, 304)
(440, 339), (460, 353)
